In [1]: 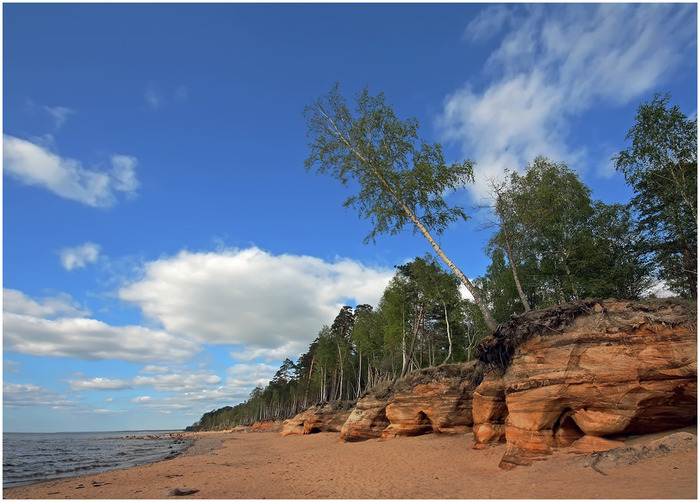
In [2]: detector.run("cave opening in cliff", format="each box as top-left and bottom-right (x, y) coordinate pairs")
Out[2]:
(414, 411), (434, 435)
(370, 407), (391, 430)
(552, 408), (584, 447)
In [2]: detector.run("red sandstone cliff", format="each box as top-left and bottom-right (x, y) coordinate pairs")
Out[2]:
(339, 364), (478, 442)
(281, 401), (355, 436)
(472, 299), (697, 468)
(281, 299), (696, 470)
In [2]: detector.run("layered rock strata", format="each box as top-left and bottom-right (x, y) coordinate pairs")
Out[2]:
(281, 401), (354, 436)
(250, 420), (283, 433)
(472, 299), (697, 468)
(340, 363), (478, 442)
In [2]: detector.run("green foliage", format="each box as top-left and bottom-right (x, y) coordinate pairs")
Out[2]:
(304, 84), (498, 332)
(477, 248), (524, 323)
(613, 93), (697, 298)
(479, 157), (655, 312)
(304, 84), (475, 244)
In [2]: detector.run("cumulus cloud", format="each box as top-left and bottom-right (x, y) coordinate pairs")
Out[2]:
(3, 289), (201, 364)
(227, 363), (279, 389)
(140, 365), (171, 374)
(68, 377), (131, 391)
(59, 242), (101, 271)
(109, 155), (140, 194)
(440, 3), (696, 200)
(2, 135), (139, 207)
(4, 382), (76, 409)
(133, 371), (222, 393)
(119, 247), (394, 362)
(130, 385), (253, 418)
(3, 289), (89, 319)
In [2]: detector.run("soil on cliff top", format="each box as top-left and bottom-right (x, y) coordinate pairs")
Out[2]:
(474, 297), (696, 377)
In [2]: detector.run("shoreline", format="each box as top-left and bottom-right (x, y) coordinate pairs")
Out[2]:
(2, 431), (223, 491)
(3, 428), (696, 499)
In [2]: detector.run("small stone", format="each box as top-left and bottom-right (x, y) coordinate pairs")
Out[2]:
(165, 487), (200, 497)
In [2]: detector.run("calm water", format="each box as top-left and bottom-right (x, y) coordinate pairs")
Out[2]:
(3, 430), (193, 488)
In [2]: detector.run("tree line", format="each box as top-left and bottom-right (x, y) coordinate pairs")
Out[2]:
(187, 90), (696, 431)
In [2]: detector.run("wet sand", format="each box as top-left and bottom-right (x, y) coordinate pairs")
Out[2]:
(3, 428), (696, 499)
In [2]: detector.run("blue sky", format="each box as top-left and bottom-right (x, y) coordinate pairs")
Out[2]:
(3, 3), (696, 432)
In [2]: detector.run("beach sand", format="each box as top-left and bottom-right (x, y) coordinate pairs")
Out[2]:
(3, 428), (696, 499)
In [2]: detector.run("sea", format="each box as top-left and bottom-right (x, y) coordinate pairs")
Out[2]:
(3, 430), (193, 488)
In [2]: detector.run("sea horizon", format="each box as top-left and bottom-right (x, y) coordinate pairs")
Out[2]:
(4, 428), (187, 435)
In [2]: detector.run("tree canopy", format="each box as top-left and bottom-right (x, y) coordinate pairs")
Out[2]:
(304, 84), (498, 331)
(613, 93), (697, 298)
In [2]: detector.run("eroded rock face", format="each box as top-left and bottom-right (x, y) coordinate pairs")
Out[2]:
(472, 375), (507, 445)
(474, 299), (697, 469)
(281, 402), (354, 437)
(340, 363), (478, 442)
(250, 420), (283, 433)
(339, 394), (391, 442)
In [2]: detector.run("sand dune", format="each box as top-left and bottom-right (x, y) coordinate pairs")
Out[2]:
(3, 428), (696, 499)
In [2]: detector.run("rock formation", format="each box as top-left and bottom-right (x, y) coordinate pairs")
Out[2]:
(281, 401), (354, 436)
(340, 363), (478, 442)
(472, 299), (697, 468)
(339, 393), (391, 442)
(250, 420), (283, 433)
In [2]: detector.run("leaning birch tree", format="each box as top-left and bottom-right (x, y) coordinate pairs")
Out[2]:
(303, 84), (498, 332)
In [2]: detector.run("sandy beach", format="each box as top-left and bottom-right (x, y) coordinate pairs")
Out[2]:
(3, 428), (696, 499)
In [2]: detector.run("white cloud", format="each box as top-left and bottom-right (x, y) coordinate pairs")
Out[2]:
(230, 343), (306, 364)
(109, 155), (140, 194)
(43, 105), (75, 129)
(144, 82), (165, 110)
(92, 408), (126, 414)
(133, 371), (222, 393)
(3, 289), (201, 364)
(463, 4), (514, 43)
(140, 365), (171, 374)
(3, 135), (139, 207)
(130, 385), (252, 417)
(68, 377), (131, 391)
(3, 289), (89, 319)
(4, 382), (76, 409)
(119, 247), (394, 362)
(145, 83), (188, 109)
(4, 360), (21, 375)
(226, 363), (279, 389)
(440, 3), (696, 200)
(60, 242), (101, 271)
